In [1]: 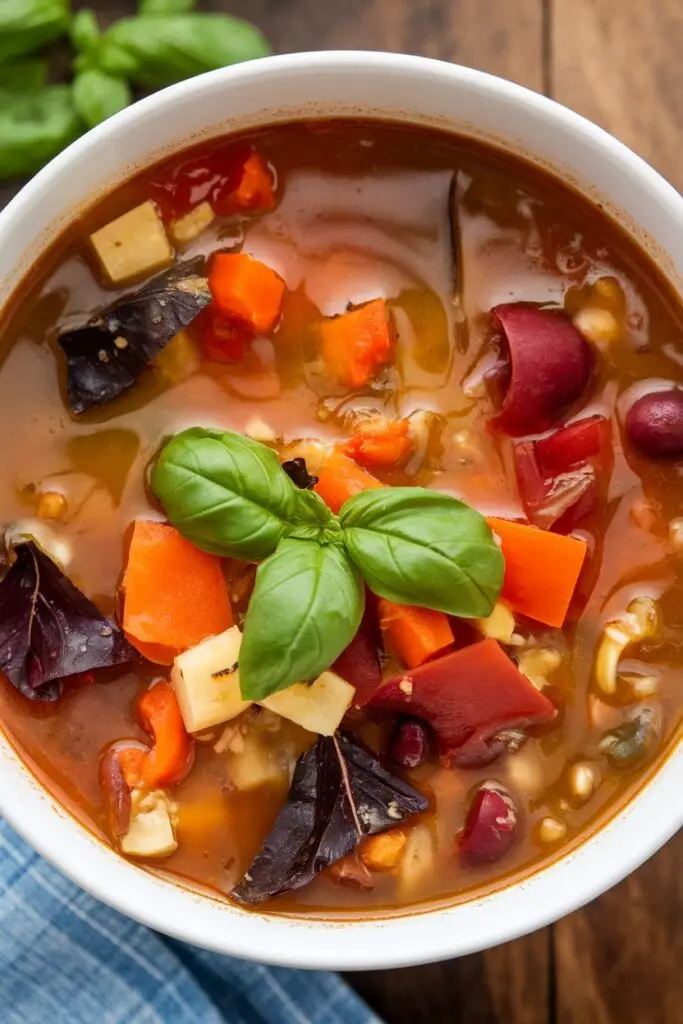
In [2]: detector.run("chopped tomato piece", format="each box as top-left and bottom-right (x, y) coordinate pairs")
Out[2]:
(209, 252), (285, 333)
(343, 418), (413, 468)
(215, 152), (275, 215)
(147, 142), (251, 221)
(368, 639), (556, 766)
(200, 308), (250, 363)
(488, 517), (587, 628)
(314, 450), (383, 514)
(320, 298), (394, 388)
(137, 681), (195, 788)
(123, 520), (233, 664)
(378, 598), (454, 669)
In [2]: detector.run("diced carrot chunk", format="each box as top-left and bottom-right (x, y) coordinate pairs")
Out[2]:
(343, 417), (413, 468)
(320, 298), (394, 388)
(123, 521), (233, 664)
(209, 252), (285, 333)
(378, 598), (454, 669)
(314, 450), (383, 514)
(488, 517), (587, 628)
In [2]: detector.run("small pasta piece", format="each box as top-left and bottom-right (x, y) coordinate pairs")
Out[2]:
(594, 598), (661, 695)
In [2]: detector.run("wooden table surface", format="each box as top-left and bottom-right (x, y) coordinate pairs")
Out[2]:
(4, 2), (683, 1021)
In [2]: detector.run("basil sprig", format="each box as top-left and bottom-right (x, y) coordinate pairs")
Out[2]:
(340, 488), (503, 617)
(240, 540), (365, 701)
(152, 428), (504, 699)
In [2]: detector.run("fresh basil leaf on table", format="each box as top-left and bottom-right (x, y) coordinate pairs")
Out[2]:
(0, 0), (70, 64)
(98, 14), (270, 88)
(0, 61), (48, 101)
(152, 428), (302, 561)
(0, 87), (82, 180)
(138, 0), (197, 13)
(340, 486), (504, 617)
(239, 539), (365, 701)
(69, 7), (100, 54)
(73, 69), (132, 128)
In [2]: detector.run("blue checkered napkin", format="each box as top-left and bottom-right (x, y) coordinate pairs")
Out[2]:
(0, 820), (381, 1024)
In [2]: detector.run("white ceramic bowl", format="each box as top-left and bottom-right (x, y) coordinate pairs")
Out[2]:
(1, 52), (682, 971)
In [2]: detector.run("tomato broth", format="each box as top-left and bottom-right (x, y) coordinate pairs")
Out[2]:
(1, 120), (682, 916)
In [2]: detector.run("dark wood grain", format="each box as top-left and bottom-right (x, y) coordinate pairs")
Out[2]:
(551, 0), (683, 190)
(208, 0), (545, 91)
(549, 4), (683, 1022)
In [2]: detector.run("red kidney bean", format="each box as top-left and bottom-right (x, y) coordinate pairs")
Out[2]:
(458, 782), (519, 865)
(626, 389), (683, 459)
(489, 304), (594, 436)
(99, 747), (131, 838)
(388, 719), (430, 769)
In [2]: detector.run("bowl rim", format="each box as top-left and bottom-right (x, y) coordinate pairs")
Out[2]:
(1, 49), (682, 971)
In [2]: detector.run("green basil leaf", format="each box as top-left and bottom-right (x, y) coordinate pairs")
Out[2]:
(99, 14), (269, 88)
(0, 61), (48, 101)
(70, 8), (99, 54)
(139, 0), (196, 13)
(340, 487), (504, 618)
(0, 0), (69, 63)
(0, 86), (82, 181)
(151, 427), (301, 561)
(73, 69), (132, 128)
(239, 539), (364, 700)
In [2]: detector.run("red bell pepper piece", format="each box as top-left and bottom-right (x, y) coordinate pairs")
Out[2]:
(535, 415), (612, 474)
(368, 639), (556, 766)
(137, 681), (195, 787)
(512, 416), (611, 532)
(332, 600), (383, 707)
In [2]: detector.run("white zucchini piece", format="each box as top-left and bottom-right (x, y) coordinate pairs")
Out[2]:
(397, 824), (436, 895)
(121, 792), (177, 858)
(171, 627), (252, 733)
(169, 201), (215, 245)
(260, 671), (354, 736)
(90, 200), (174, 285)
(227, 731), (294, 791)
(475, 601), (515, 644)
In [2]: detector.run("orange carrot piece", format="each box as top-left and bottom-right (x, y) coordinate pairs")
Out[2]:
(123, 521), (233, 664)
(209, 253), (285, 333)
(320, 298), (394, 388)
(488, 517), (587, 628)
(233, 152), (275, 212)
(137, 681), (194, 788)
(343, 417), (413, 469)
(378, 598), (454, 669)
(314, 450), (383, 514)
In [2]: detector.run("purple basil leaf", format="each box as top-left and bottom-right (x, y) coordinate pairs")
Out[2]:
(232, 731), (429, 905)
(0, 541), (136, 701)
(59, 258), (211, 414)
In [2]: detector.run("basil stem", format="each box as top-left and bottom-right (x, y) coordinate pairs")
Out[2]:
(340, 486), (504, 617)
(239, 539), (364, 701)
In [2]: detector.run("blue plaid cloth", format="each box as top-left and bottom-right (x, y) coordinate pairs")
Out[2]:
(0, 820), (381, 1024)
